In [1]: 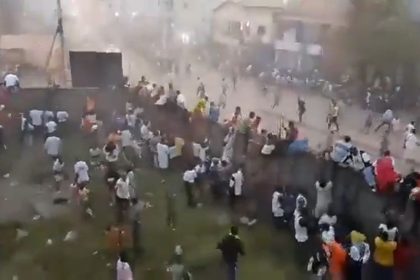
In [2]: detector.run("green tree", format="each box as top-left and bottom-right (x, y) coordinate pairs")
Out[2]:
(346, 0), (420, 83)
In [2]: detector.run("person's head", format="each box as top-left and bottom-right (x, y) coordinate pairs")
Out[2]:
(249, 111), (255, 119)
(119, 251), (129, 263)
(176, 90), (181, 96)
(412, 129), (416, 135)
(119, 171), (127, 180)
(221, 160), (228, 167)
(288, 121), (295, 128)
(204, 96), (209, 102)
(326, 205), (335, 216)
(411, 121), (415, 126)
(378, 230), (388, 242)
(230, 226), (239, 236)
(318, 180), (327, 188)
(168, 82), (173, 89)
(384, 150), (391, 157)
(210, 101), (215, 107)
(235, 106), (241, 114)
(344, 135), (351, 143)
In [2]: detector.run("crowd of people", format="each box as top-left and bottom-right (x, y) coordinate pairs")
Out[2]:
(1, 65), (420, 280)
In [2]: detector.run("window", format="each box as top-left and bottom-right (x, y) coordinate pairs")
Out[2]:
(257, 25), (266, 36)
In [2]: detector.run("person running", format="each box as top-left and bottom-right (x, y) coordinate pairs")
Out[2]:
(327, 99), (340, 132)
(298, 97), (306, 123)
(217, 226), (245, 280)
(375, 108), (394, 132)
(182, 165), (197, 208)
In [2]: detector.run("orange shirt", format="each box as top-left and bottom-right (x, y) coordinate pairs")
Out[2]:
(328, 241), (347, 274)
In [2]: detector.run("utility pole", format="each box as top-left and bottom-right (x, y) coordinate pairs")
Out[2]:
(45, 0), (67, 86)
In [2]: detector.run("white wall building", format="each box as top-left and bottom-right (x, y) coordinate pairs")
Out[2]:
(212, 0), (351, 71)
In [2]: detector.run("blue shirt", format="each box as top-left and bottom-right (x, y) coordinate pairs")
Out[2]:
(209, 106), (220, 123)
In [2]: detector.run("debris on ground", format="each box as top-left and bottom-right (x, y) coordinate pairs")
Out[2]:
(63, 231), (78, 242)
(239, 216), (250, 225)
(144, 201), (153, 209)
(46, 239), (53, 246)
(86, 208), (94, 217)
(16, 228), (29, 241)
(10, 181), (18, 187)
(3, 173), (10, 178)
(92, 251), (98, 255)
(145, 192), (154, 197)
(32, 215), (41, 221)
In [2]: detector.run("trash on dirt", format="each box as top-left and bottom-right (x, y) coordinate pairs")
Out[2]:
(86, 208), (94, 217)
(46, 239), (53, 246)
(63, 231), (77, 242)
(16, 229), (29, 241)
(144, 201), (153, 209)
(32, 215), (41, 221)
(12, 275), (18, 280)
(145, 192), (154, 197)
(10, 181), (18, 187)
(239, 216), (250, 225)
(92, 251), (98, 255)
(3, 173), (10, 178)
(106, 263), (112, 267)
(53, 197), (69, 205)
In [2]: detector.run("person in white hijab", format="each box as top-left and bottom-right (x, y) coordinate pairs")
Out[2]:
(403, 128), (419, 163)
(116, 251), (133, 280)
(314, 180), (333, 218)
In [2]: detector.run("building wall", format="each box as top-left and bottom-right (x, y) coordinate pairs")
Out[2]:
(212, 3), (278, 46)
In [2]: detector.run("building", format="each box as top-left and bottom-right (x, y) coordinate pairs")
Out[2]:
(212, 0), (351, 71)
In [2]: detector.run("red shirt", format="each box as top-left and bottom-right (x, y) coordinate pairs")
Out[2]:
(394, 243), (417, 270)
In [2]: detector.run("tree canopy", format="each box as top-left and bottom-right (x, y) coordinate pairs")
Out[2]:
(346, 0), (420, 71)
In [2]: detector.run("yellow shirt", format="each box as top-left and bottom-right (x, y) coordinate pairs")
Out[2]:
(373, 237), (397, 267)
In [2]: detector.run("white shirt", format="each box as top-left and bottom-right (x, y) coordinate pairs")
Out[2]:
(116, 259), (133, 280)
(53, 159), (64, 172)
(183, 169), (197, 184)
(155, 94), (167, 105)
(294, 214), (308, 242)
(4, 73), (19, 87)
(272, 191), (284, 217)
(121, 129), (132, 148)
(261, 144), (275, 155)
(157, 143), (170, 169)
(56, 111), (69, 123)
(44, 136), (61, 156)
(229, 170), (243, 196)
(378, 224), (398, 241)
(318, 214), (337, 226)
(140, 124), (152, 140)
(115, 178), (131, 199)
(126, 113), (136, 128)
(74, 161), (89, 183)
(43, 111), (54, 123)
(176, 94), (186, 108)
(45, 120), (57, 133)
(29, 110), (43, 126)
